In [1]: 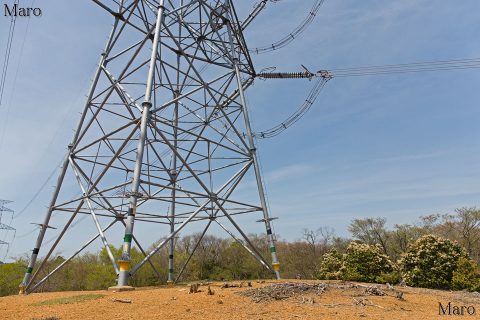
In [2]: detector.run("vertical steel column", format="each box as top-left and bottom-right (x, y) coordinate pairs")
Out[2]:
(19, 19), (120, 294)
(167, 1), (182, 283)
(225, 1), (281, 279)
(116, 1), (165, 289)
(167, 90), (179, 285)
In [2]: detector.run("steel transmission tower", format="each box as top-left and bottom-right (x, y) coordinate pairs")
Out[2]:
(0, 200), (15, 260)
(20, 0), (282, 293)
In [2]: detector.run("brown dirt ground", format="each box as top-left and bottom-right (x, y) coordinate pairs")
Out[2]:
(1, 280), (479, 320)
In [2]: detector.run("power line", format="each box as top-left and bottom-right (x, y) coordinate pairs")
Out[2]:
(250, 0), (326, 54)
(255, 57), (480, 138)
(255, 73), (332, 138)
(12, 37), (97, 220)
(14, 158), (64, 219)
(0, 0), (34, 153)
(16, 227), (38, 239)
(0, 0), (19, 108)
(328, 57), (480, 77)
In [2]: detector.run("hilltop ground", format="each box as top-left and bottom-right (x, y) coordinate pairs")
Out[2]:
(0, 280), (479, 320)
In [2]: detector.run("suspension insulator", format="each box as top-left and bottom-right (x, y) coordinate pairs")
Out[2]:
(257, 70), (334, 80)
(257, 71), (314, 79)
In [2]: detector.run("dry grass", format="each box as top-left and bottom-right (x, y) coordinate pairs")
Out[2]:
(30, 294), (104, 306)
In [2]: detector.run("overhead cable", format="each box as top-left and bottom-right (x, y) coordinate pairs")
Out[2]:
(14, 158), (64, 219)
(329, 57), (480, 77)
(254, 70), (333, 139)
(250, 0), (326, 54)
(254, 56), (480, 139)
(0, 0), (19, 108)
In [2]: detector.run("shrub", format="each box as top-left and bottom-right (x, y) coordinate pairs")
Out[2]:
(341, 242), (394, 283)
(400, 235), (466, 289)
(0, 261), (25, 296)
(452, 257), (480, 292)
(375, 271), (401, 285)
(317, 242), (395, 283)
(317, 249), (343, 280)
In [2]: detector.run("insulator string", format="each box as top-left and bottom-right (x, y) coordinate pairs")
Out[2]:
(250, 0), (326, 54)
(255, 56), (480, 139)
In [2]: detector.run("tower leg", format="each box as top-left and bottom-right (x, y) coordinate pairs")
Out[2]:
(167, 88), (180, 285)
(226, 4), (281, 279)
(168, 3), (182, 281)
(112, 2), (165, 290)
(19, 14), (121, 294)
(19, 158), (68, 294)
(113, 102), (149, 291)
(167, 182), (176, 285)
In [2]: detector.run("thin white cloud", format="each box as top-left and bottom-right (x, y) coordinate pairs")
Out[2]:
(265, 163), (317, 184)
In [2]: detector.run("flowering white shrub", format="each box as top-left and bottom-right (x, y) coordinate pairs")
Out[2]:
(318, 242), (396, 283)
(341, 242), (395, 282)
(317, 249), (343, 280)
(400, 235), (466, 289)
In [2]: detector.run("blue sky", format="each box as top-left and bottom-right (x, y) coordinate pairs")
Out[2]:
(0, 0), (480, 261)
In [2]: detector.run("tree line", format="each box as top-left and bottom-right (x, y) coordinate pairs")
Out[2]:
(1, 207), (480, 296)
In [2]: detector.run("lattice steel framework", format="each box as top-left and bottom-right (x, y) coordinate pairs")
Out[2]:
(0, 200), (15, 259)
(20, 0), (283, 293)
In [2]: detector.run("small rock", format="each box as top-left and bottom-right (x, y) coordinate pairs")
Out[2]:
(189, 283), (201, 294)
(207, 286), (215, 295)
(395, 291), (405, 301)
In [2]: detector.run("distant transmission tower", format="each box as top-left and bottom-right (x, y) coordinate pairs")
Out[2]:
(0, 200), (16, 260)
(20, 0), (298, 293)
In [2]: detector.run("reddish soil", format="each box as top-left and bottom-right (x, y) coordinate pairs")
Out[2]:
(1, 280), (479, 320)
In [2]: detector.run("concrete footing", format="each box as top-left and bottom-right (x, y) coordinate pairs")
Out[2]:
(108, 285), (135, 292)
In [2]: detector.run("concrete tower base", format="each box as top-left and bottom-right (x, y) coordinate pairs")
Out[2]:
(108, 286), (135, 292)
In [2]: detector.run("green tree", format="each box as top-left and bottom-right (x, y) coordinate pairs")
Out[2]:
(400, 235), (466, 289)
(454, 207), (480, 261)
(349, 218), (389, 255)
(451, 257), (480, 292)
(388, 224), (425, 261)
(0, 261), (25, 296)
